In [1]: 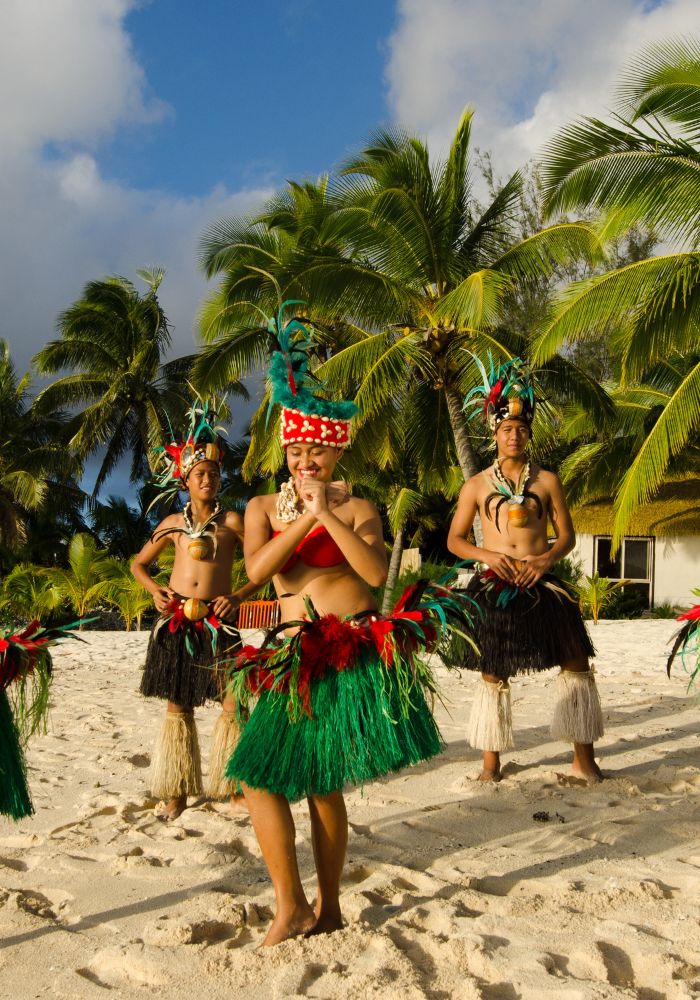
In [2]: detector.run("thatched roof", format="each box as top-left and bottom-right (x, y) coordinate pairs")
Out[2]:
(572, 477), (700, 538)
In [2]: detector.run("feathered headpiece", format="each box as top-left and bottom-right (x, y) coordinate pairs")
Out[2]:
(463, 353), (536, 433)
(666, 588), (700, 689)
(267, 301), (357, 448)
(150, 393), (227, 503)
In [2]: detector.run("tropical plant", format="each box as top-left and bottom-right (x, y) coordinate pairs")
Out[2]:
(0, 340), (80, 552)
(0, 563), (64, 620)
(32, 269), (238, 494)
(196, 113), (610, 538)
(355, 464), (462, 615)
(536, 36), (700, 548)
(102, 560), (153, 630)
(90, 492), (157, 559)
(559, 355), (700, 508)
(41, 533), (113, 621)
(575, 573), (628, 624)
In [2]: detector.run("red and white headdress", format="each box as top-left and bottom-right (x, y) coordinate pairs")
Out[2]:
(268, 302), (357, 448)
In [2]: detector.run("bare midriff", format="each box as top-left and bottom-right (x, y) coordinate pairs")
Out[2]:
(276, 565), (376, 630)
(270, 515), (377, 631)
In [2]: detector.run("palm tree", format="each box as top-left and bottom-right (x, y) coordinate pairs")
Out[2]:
(0, 341), (79, 553)
(33, 269), (207, 494)
(559, 355), (700, 509)
(536, 36), (700, 547)
(90, 492), (156, 559)
(299, 112), (607, 478)
(197, 113), (609, 546)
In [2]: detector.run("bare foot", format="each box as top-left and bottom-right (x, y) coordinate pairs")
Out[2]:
(154, 795), (187, 822)
(306, 911), (344, 937)
(477, 768), (502, 782)
(229, 793), (249, 815)
(261, 905), (316, 947)
(478, 750), (501, 782)
(571, 761), (605, 785)
(572, 743), (604, 785)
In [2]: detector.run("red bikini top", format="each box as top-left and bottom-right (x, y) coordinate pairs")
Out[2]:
(271, 525), (346, 573)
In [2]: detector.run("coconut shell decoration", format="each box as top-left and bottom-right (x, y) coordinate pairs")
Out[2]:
(508, 504), (529, 528)
(188, 538), (210, 561)
(183, 598), (209, 621)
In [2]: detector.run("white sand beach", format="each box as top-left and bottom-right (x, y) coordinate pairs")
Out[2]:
(1, 621), (699, 999)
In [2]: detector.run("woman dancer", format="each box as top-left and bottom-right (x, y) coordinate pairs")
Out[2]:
(1, 619), (86, 819)
(224, 306), (476, 945)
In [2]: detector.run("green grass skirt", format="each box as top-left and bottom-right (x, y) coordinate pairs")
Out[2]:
(225, 647), (444, 802)
(0, 689), (33, 820)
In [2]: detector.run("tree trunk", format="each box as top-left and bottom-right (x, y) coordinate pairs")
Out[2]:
(444, 385), (484, 548)
(381, 526), (405, 615)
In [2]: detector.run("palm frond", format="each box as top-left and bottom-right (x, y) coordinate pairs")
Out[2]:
(611, 358), (700, 546)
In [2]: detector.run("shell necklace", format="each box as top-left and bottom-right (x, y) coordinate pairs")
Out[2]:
(276, 477), (303, 523)
(183, 501), (222, 560)
(492, 459), (531, 528)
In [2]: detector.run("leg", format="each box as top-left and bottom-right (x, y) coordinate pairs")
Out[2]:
(552, 657), (605, 784)
(468, 674), (514, 781)
(207, 694), (249, 814)
(151, 702), (201, 821)
(242, 783), (315, 946)
(306, 790), (347, 935)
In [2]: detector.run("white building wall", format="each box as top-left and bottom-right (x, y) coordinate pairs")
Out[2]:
(653, 535), (700, 607)
(571, 532), (698, 608)
(571, 533), (595, 576)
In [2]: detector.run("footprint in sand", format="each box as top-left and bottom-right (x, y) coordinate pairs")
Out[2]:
(78, 944), (169, 989)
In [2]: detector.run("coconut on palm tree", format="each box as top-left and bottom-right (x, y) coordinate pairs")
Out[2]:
(536, 37), (700, 547)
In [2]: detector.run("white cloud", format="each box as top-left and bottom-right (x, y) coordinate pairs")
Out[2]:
(0, 0), (166, 159)
(0, 0), (272, 390)
(386, 0), (700, 175)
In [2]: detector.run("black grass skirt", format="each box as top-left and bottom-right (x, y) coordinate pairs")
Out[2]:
(140, 623), (241, 707)
(460, 572), (594, 679)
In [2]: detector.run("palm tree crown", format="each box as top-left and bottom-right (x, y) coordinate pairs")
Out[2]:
(197, 111), (606, 505)
(536, 37), (700, 546)
(33, 269), (192, 494)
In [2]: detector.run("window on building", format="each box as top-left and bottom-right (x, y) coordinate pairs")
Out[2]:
(594, 536), (654, 608)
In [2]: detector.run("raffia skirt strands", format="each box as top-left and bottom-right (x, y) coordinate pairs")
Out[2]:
(460, 571), (594, 678)
(224, 578), (480, 802)
(0, 690), (33, 820)
(150, 710), (203, 799)
(140, 620), (242, 707)
(551, 669), (605, 744)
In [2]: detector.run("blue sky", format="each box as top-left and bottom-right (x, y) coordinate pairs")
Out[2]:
(104, 0), (397, 195)
(1, 0), (698, 498)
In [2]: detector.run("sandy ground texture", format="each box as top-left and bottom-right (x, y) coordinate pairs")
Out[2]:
(1, 621), (699, 1000)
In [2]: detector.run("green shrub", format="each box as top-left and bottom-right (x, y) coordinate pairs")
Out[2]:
(599, 587), (647, 620)
(648, 601), (682, 619)
(552, 555), (584, 586)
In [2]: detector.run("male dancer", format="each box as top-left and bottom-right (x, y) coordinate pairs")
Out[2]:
(448, 357), (604, 784)
(132, 399), (257, 820)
